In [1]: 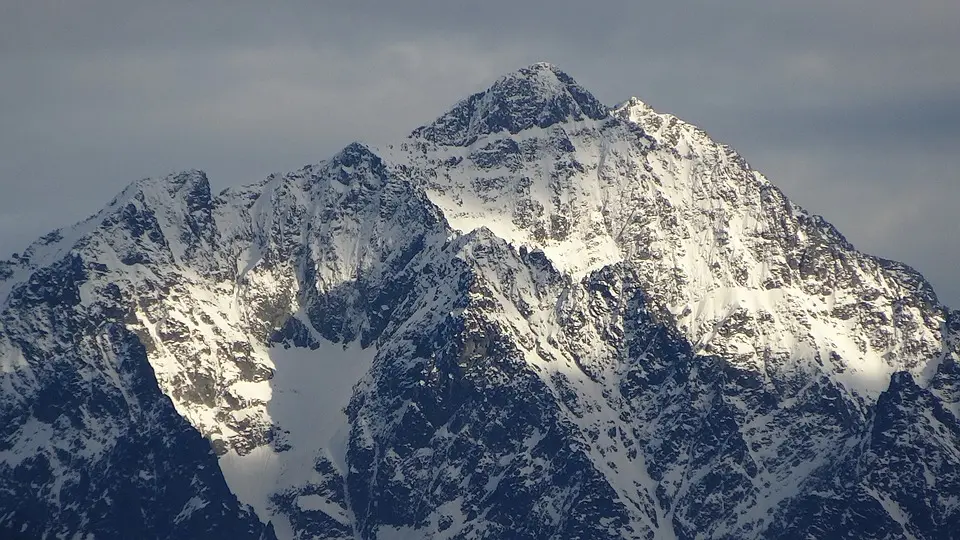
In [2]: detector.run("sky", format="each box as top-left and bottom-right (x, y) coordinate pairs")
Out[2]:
(1, 1), (958, 306)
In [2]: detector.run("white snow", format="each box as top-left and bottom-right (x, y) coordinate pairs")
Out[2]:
(218, 340), (375, 536)
(0, 416), (54, 468)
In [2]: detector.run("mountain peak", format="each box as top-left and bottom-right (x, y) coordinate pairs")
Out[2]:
(412, 62), (608, 146)
(4, 64), (959, 540)
(498, 61), (571, 89)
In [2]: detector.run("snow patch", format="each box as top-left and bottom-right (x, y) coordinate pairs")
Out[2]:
(218, 340), (376, 536)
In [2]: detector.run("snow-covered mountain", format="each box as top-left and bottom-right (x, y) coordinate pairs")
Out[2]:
(1, 62), (958, 539)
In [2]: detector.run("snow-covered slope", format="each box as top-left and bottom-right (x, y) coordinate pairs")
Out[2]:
(1, 62), (958, 539)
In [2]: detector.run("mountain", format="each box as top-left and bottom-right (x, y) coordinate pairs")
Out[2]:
(1, 62), (958, 539)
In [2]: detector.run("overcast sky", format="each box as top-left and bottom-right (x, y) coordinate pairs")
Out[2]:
(1, 1), (958, 306)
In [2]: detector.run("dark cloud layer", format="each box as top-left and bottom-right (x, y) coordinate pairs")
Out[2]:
(1, 1), (957, 305)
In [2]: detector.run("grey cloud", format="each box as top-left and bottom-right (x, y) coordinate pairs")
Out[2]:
(0, 1), (957, 305)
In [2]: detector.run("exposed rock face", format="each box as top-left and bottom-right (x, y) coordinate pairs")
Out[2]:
(1, 63), (958, 539)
